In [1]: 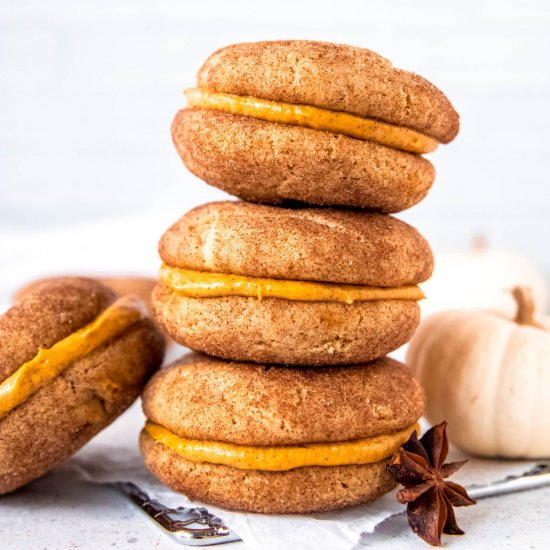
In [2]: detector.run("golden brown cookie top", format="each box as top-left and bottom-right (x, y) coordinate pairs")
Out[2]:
(0, 278), (115, 384)
(197, 40), (459, 143)
(142, 353), (425, 445)
(159, 201), (433, 286)
(15, 275), (155, 315)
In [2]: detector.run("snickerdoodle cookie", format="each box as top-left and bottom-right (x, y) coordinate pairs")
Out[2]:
(172, 41), (459, 211)
(140, 353), (425, 513)
(0, 277), (165, 494)
(153, 201), (433, 365)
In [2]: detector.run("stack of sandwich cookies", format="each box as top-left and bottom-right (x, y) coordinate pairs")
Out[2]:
(144, 40), (458, 513)
(0, 278), (165, 494)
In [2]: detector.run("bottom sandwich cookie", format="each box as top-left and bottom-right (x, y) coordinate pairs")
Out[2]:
(140, 353), (424, 513)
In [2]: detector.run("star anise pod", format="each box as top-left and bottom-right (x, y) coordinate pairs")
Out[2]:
(388, 421), (476, 546)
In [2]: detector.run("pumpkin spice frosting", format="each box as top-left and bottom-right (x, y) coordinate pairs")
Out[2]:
(153, 201), (433, 365)
(172, 40), (459, 212)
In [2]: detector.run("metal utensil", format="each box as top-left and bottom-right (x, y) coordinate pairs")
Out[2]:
(467, 461), (550, 500)
(116, 461), (550, 546)
(114, 482), (241, 545)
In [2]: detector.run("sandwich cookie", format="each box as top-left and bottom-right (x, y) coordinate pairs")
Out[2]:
(153, 201), (433, 365)
(140, 353), (425, 513)
(0, 277), (165, 494)
(173, 40), (459, 212)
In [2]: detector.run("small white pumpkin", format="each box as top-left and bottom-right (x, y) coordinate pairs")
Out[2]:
(408, 287), (550, 458)
(420, 238), (548, 318)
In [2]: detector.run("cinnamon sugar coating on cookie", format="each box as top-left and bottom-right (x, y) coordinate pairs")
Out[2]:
(152, 289), (419, 365)
(159, 202), (433, 287)
(173, 109), (435, 213)
(197, 40), (459, 142)
(142, 354), (424, 446)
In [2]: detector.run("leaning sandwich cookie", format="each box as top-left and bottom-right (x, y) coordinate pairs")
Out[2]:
(173, 40), (459, 212)
(140, 353), (425, 513)
(0, 277), (165, 494)
(153, 201), (433, 365)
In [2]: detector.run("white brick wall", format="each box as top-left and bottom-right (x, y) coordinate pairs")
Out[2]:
(1, 0), (549, 298)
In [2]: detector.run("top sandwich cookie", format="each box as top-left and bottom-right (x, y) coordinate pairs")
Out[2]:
(173, 40), (459, 212)
(153, 201), (433, 365)
(0, 277), (165, 494)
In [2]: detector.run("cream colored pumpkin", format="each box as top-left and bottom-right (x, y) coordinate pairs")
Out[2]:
(408, 287), (550, 458)
(421, 238), (548, 318)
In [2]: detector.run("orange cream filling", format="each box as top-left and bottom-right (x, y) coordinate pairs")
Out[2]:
(160, 265), (424, 304)
(145, 421), (419, 471)
(185, 88), (438, 154)
(0, 296), (145, 419)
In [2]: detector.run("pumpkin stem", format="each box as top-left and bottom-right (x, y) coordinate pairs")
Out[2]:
(512, 286), (546, 329)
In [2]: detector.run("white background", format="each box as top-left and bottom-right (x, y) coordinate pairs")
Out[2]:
(1, 0), (550, 308)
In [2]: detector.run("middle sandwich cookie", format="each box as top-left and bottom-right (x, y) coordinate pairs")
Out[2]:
(153, 201), (433, 365)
